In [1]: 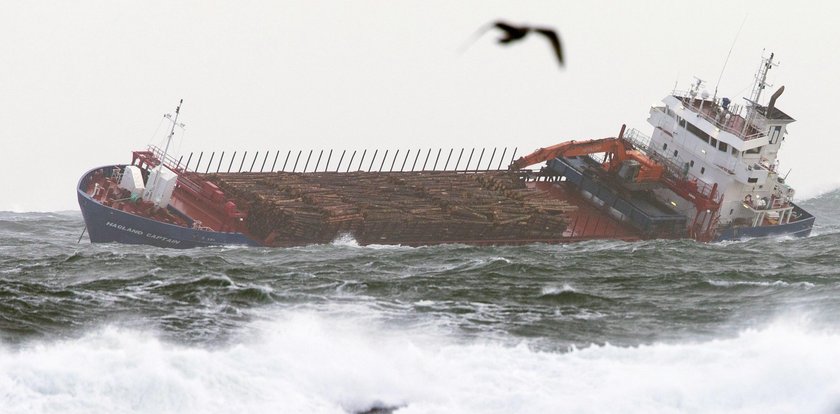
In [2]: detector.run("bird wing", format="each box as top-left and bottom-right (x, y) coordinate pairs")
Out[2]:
(534, 28), (564, 67)
(457, 21), (501, 54)
(493, 21), (529, 43)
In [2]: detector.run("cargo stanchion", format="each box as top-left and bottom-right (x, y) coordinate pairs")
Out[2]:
(400, 149), (410, 172)
(238, 151), (247, 172)
(443, 148), (453, 170)
(281, 150), (291, 172)
(260, 151), (270, 172)
(227, 151), (236, 173)
(313, 150), (323, 172)
(390, 149), (400, 172)
(465, 148), (475, 171)
(184, 152), (194, 172)
(195, 152), (204, 173)
(486, 148), (497, 171)
(346, 150), (356, 173)
(454, 148), (465, 171)
(411, 149), (421, 171)
(475, 148), (485, 172)
(336, 150), (346, 172)
(176, 155), (183, 171)
(432, 148), (442, 170)
(368, 150), (378, 172)
(292, 150), (302, 172)
(324, 150), (332, 172)
(249, 151), (259, 172)
(497, 148), (508, 170)
(216, 152), (225, 173)
(303, 150), (313, 173)
(378, 150), (389, 172)
(205, 152), (215, 174)
(358, 150), (367, 172)
(271, 151), (280, 172)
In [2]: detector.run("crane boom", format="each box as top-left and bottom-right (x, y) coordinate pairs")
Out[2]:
(508, 125), (664, 182)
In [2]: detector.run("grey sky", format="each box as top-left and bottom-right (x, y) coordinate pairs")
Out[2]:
(2, 1), (838, 212)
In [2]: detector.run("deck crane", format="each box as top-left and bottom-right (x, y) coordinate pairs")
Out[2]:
(509, 125), (664, 183)
(510, 125), (723, 241)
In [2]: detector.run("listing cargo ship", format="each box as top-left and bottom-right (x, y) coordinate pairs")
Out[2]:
(77, 53), (814, 248)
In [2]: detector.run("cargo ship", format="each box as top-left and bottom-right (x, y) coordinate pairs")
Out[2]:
(77, 53), (814, 248)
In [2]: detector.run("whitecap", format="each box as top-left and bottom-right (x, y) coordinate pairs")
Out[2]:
(4, 311), (840, 414)
(707, 279), (815, 288)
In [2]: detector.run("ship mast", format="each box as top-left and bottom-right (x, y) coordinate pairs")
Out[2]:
(742, 52), (776, 135)
(147, 99), (184, 207)
(748, 52), (775, 105)
(161, 99), (184, 170)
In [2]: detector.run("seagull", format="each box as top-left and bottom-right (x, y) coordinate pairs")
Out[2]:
(461, 20), (564, 67)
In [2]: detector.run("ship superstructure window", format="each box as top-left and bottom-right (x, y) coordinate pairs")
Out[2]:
(684, 121), (711, 144)
(731, 147), (738, 156)
(690, 160), (694, 167)
(710, 137), (718, 148)
(673, 150), (679, 157)
(718, 142), (728, 152)
(700, 167), (705, 174)
(663, 142), (668, 150)
(746, 146), (761, 154)
(769, 126), (782, 144)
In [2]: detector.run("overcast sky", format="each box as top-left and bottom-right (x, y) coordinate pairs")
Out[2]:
(2, 1), (839, 212)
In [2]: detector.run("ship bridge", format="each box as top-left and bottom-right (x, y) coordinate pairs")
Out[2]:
(642, 53), (800, 228)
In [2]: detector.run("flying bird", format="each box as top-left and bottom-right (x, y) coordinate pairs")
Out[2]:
(461, 20), (564, 67)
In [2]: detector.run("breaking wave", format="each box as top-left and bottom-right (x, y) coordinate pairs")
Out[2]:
(1, 310), (839, 414)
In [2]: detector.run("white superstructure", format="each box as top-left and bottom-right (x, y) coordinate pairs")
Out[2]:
(642, 53), (798, 231)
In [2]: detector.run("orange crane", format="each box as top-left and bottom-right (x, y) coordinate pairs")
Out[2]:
(509, 125), (664, 182)
(510, 124), (723, 241)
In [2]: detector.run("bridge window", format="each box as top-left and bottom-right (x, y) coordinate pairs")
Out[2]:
(718, 142), (728, 152)
(684, 120), (710, 143)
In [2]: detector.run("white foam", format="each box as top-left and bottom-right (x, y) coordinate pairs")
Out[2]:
(541, 283), (576, 295)
(329, 233), (409, 250)
(708, 279), (816, 288)
(2, 311), (840, 414)
(331, 233), (361, 247)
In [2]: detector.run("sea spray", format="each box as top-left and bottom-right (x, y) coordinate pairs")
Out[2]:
(2, 311), (840, 414)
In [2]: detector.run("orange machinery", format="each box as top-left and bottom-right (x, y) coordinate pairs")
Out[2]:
(509, 125), (664, 182)
(509, 125), (722, 241)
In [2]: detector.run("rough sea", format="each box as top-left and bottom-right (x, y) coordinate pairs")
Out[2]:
(1, 190), (839, 414)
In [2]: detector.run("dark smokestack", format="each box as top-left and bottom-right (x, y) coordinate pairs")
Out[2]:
(767, 85), (785, 114)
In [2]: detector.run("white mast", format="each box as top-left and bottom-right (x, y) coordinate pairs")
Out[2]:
(146, 99), (185, 207)
(161, 99), (184, 169)
(742, 52), (777, 135)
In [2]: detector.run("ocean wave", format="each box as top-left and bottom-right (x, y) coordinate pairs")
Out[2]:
(707, 279), (816, 288)
(2, 311), (840, 414)
(540, 283), (577, 296)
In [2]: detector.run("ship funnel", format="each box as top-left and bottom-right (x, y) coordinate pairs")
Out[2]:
(767, 85), (785, 114)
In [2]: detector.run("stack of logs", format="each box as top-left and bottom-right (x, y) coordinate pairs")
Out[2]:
(207, 171), (577, 246)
